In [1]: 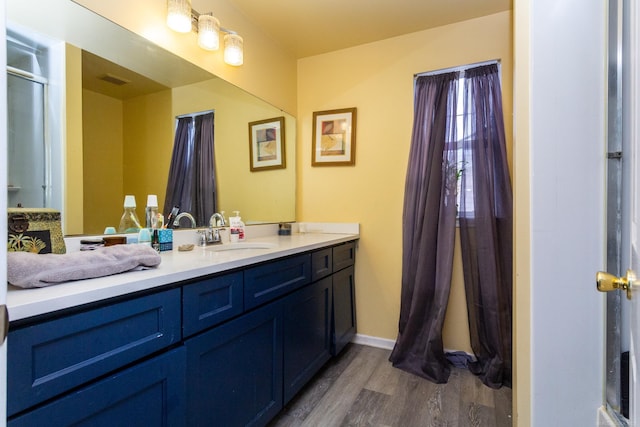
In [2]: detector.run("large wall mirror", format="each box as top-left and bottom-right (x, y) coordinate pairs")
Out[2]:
(6, 0), (296, 236)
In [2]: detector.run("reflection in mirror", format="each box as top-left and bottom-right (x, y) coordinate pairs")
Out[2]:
(7, 0), (296, 236)
(7, 35), (50, 209)
(164, 111), (216, 227)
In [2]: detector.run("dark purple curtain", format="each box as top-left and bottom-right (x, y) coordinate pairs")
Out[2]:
(390, 64), (512, 389)
(164, 117), (194, 220)
(164, 113), (217, 226)
(458, 64), (512, 388)
(388, 72), (459, 383)
(193, 113), (217, 226)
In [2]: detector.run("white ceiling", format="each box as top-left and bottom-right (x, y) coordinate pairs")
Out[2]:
(194, 0), (512, 58)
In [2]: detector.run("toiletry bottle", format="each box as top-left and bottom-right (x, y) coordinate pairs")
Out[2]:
(138, 227), (151, 246)
(145, 195), (159, 229)
(230, 211), (245, 241)
(118, 195), (142, 233)
(152, 229), (160, 252)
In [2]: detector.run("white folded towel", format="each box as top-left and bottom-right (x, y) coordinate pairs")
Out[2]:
(8, 244), (161, 289)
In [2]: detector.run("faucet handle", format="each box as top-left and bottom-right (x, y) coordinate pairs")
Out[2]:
(196, 229), (207, 246)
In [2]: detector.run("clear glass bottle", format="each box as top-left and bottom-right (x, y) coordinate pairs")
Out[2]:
(118, 195), (142, 233)
(145, 194), (159, 229)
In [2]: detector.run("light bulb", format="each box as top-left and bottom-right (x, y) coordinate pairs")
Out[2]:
(224, 33), (243, 66)
(167, 0), (192, 33)
(198, 14), (220, 50)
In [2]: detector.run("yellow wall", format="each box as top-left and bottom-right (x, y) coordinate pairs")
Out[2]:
(122, 90), (173, 220)
(65, 44), (84, 235)
(297, 11), (513, 346)
(82, 90), (125, 234)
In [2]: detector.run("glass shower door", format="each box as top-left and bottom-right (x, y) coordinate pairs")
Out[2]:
(7, 70), (48, 209)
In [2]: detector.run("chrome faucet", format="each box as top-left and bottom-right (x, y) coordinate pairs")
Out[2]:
(173, 212), (197, 228)
(198, 227), (224, 246)
(197, 212), (227, 246)
(210, 212), (226, 227)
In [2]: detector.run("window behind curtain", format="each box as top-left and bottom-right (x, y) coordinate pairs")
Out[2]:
(438, 64), (501, 217)
(450, 76), (475, 216)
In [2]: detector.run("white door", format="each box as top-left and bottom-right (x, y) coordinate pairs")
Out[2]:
(0, 0), (10, 425)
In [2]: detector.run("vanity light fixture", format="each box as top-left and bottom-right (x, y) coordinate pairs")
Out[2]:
(166, 0), (243, 66)
(223, 32), (243, 66)
(166, 0), (192, 33)
(197, 13), (220, 51)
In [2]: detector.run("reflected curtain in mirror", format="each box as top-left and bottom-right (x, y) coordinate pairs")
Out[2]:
(164, 112), (216, 226)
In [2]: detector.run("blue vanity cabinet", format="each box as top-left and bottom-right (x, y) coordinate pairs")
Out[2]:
(7, 288), (182, 417)
(283, 276), (332, 403)
(185, 301), (283, 427)
(8, 347), (186, 427)
(6, 238), (358, 427)
(332, 241), (357, 355)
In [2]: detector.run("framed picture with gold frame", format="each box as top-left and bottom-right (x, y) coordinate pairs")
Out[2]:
(312, 107), (357, 166)
(248, 116), (286, 171)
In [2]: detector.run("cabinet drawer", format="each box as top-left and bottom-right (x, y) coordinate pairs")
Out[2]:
(333, 241), (356, 272)
(183, 271), (243, 337)
(311, 248), (333, 282)
(9, 347), (186, 427)
(8, 288), (181, 416)
(244, 254), (311, 310)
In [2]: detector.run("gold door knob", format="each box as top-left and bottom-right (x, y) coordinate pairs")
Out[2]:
(596, 269), (637, 300)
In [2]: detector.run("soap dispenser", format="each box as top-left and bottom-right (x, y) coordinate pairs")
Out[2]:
(118, 195), (142, 233)
(229, 211), (245, 241)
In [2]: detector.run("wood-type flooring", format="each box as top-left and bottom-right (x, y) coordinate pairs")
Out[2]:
(268, 344), (512, 427)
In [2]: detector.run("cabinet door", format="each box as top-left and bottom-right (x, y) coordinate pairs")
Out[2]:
(283, 277), (332, 403)
(8, 347), (186, 427)
(332, 265), (356, 355)
(186, 302), (283, 427)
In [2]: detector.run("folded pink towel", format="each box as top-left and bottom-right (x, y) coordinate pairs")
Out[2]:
(8, 244), (161, 288)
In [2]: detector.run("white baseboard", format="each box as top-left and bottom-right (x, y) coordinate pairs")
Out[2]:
(351, 334), (476, 361)
(352, 334), (396, 350)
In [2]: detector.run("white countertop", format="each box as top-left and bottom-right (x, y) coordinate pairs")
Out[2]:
(8, 227), (359, 322)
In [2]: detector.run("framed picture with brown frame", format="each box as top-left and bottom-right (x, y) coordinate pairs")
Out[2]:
(312, 107), (357, 166)
(248, 116), (286, 171)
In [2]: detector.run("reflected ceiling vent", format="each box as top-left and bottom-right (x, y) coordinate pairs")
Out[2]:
(99, 73), (130, 86)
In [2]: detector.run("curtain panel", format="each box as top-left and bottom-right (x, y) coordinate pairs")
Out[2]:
(164, 112), (217, 226)
(391, 64), (512, 389)
(389, 72), (459, 383)
(459, 65), (512, 388)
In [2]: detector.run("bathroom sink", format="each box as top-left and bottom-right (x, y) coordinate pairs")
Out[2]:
(204, 242), (278, 251)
